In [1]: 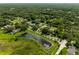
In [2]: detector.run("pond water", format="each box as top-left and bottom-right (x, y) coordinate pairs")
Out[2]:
(17, 32), (51, 48)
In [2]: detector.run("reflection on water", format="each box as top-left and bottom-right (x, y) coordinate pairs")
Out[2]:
(17, 32), (51, 48)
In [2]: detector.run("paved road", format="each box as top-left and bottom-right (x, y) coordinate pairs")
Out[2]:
(55, 40), (67, 55)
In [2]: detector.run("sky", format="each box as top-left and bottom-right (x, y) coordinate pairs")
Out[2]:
(0, 0), (79, 3)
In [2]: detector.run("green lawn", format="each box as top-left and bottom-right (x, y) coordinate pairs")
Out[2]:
(0, 29), (59, 55)
(0, 33), (15, 40)
(59, 47), (67, 55)
(0, 39), (47, 55)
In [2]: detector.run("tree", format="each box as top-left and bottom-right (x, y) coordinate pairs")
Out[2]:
(32, 25), (38, 31)
(41, 27), (51, 35)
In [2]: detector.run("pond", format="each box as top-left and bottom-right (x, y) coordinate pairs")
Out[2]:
(17, 32), (52, 48)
